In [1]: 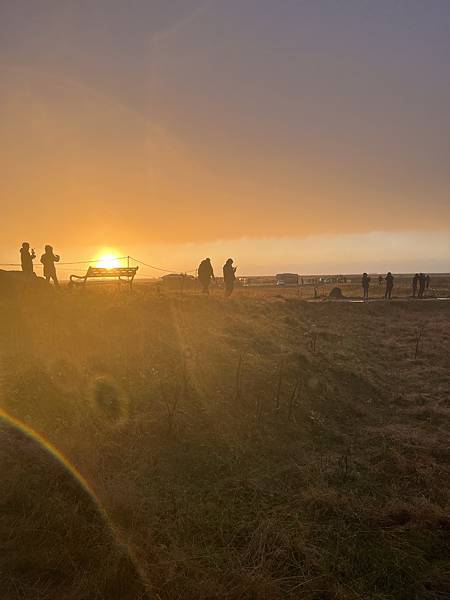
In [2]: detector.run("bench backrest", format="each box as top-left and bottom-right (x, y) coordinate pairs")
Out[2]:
(86, 267), (138, 278)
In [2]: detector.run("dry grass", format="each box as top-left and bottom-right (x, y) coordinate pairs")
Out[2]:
(0, 285), (449, 599)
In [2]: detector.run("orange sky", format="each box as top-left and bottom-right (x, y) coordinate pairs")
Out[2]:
(1, 1), (450, 273)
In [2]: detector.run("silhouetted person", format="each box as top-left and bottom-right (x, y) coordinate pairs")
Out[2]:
(378, 274), (383, 285)
(223, 258), (236, 297)
(412, 273), (419, 298)
(384, 272), (394, 299)
(198, 258), (215, 294)
(40, 245), (60, 287)
(362, 272), (370, 301)
(418, 273), (426, 298)
(426, 274), (431, 289)
(20, 242), (36, 276)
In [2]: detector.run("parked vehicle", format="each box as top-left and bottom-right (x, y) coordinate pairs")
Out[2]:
(161, 273), (196, 290)
(276, 273), (299, 286)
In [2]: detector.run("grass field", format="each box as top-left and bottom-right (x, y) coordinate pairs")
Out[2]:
(0, 285), (449, 599)
(144, 276), (450, 302)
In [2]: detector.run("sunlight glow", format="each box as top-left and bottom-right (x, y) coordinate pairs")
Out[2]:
(96, 252), (121, 269)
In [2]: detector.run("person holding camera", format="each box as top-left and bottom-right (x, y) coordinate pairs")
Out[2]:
(40, 245), (60, 287)
(223, 258), (237, 297)
(20, 242), (36, 276)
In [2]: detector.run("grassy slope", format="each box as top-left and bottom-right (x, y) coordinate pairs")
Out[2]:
(0, 288), (449, 599)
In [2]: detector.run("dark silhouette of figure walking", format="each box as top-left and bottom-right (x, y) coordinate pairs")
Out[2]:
(362, 273), (370, 301)
(418, 273), (426, 298)
(378, 274), (383, 285)
(223, 258), (237, 297)
(20, 242), (36, 276)
(384, 272), (394, 299)
(41, 245), (60, 287)
(426, 274), (431, 290)
(412, 273), (419, 298)
(198, 258), (215, 294)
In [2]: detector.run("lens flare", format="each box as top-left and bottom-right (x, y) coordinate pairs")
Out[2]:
(0, 409), (104, 517)
(0, 409), (147, 593)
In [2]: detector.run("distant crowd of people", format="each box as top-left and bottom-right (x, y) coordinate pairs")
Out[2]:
(363, 272), (431, 300)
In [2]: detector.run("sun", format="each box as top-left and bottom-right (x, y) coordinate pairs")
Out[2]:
(95, 250), (122, 269)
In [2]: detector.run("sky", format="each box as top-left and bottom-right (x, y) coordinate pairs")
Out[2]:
(1, 0), (449, 274)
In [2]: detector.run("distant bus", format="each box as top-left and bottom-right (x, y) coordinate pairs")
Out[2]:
(276, 273), (299, 286)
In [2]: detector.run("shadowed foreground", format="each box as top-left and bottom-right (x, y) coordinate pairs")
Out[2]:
(0, 419), (147, 600)
(0, 288), (449, 599)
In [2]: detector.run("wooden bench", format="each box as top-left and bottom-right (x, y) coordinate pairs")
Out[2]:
(69, 266), (138, 288)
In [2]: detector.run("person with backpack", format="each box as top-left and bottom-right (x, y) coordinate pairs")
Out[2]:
(197, 258), (215, 294)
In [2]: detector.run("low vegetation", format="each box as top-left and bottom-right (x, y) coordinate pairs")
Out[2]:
(0, 286), (449, 599)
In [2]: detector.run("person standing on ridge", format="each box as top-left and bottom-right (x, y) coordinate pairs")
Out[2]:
(362, 272), (370, 301)
(20, 242), (36, 276)
(384, 272), (394, 300)
(223, 258), (237, 297)
(412, 273), (419, 298)
(41, 245), (60, 287)
(197, 258), (215, 294)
